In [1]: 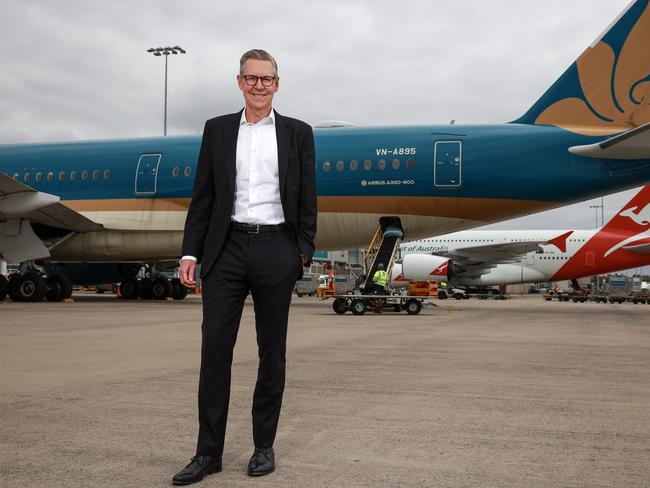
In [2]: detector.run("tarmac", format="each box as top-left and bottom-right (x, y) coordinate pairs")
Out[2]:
(0, 293), (649, 488)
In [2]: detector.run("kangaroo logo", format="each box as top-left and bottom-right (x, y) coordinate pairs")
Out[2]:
(618, 204), (650, 226)
(431, 261), (449, 276)
(604, 203), (650, 257)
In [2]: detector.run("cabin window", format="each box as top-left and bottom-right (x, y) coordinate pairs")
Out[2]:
(377, 159), (386, 170)
(92, 169), (100, 180)
(47, 172), (53, 182)
(35, 172), (42, 182)
(103, 169), (110, 180)
(336, 160), (344, 172)
(392, 158), (400, 170)
(81, 170), (89, 181)
(70, 170), (77, 181)
(364, 159), (372, 171)
(350, 160), (358, 171)
(24, 172), (30, 183)
(184, 166), (192, 177)
(322, 161), (331, 172)
(172, 166), (180, 177)
(407, 158), (415, 170)
(58, 171), (66, 181)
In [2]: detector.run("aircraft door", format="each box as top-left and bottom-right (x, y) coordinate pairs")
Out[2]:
(434, 141), (462, 187)
(135, 153), (162, 194)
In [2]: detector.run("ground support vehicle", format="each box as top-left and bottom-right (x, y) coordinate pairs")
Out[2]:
(438, 287), (467, 300)
(567, 289), (591, 303)
(295, 274), (318, 297)
(331, 294), (429, 315)
(543, 292), (571, 302)
(588, 293), (608, 303)
(474, 292), (509, 300)
(627, 290), (650, 304)
(408, 281), (438, 297)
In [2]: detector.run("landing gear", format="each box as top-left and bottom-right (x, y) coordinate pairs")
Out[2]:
(0, 274), (8, 301)
(170, 278), (189, 300)
(151, 276), (172, 300)
(45, 274), (73, 302)
(118, 272), (190, 301)
(119, 276), (141, 299)
(8, 272), (47, 302)
(139, 278), (153, 299)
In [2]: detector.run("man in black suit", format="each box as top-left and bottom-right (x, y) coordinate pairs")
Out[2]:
(172, 49), (316, 485)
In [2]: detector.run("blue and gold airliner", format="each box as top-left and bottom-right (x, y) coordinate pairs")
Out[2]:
(1, 0), (649, 298)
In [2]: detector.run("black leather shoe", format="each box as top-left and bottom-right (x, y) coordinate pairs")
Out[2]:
(247, 447), (275, 476)
(172, 454), (222, 485)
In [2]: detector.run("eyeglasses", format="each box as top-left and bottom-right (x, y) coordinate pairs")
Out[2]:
(241, 75), (277, 87)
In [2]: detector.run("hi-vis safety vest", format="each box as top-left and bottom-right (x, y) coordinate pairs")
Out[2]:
(372, 269), (388, 287)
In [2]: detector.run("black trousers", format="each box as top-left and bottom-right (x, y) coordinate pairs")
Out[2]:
(196, 227), (301, 457)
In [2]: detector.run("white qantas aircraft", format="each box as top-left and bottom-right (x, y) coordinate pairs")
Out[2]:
(392, 185), (650, 287)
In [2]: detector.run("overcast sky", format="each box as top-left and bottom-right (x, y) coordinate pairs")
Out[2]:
(1, 0), (641, 230)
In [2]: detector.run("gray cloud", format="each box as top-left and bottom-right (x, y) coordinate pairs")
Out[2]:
(1, 0), (641, 231)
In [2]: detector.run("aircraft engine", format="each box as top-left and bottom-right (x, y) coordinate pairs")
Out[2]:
(390, 263), (409, 288)
(400, 254), (451, 283)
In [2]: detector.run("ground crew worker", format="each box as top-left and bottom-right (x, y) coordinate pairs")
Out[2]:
(372, 263), (389, 313)
(372, 263), (388, 292)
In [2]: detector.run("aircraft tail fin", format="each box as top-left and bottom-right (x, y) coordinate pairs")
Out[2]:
(514, 0), (650, 136)
(602, 185), (650, 234)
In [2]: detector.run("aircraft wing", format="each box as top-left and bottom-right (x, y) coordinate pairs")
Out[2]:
(568, 122), (650, 160)
(0, 171), (101, 232)
(446, 240), (544, 266)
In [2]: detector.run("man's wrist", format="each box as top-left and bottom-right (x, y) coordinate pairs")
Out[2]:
(180, 255), (197, 263)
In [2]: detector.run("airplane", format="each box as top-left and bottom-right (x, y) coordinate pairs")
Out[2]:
(393, 185), (650, 288)
(1, 0), (650, 302)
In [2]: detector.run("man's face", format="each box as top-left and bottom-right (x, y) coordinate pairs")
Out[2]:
(237, 59), (279, 114)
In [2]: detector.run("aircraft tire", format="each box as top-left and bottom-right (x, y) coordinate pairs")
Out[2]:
(333, 297), (348, 314)
(9, 272), (47, 302)
(120, 277), (141, 300)
(170, 278), (189, 300)
(350, 299), (366, 315)
(139, 278), (153, 299)
(151, 277), (171, 300)
(45, 274), (73, 302)
(404, 298), (422, 315)
(0, 274), (8, 301)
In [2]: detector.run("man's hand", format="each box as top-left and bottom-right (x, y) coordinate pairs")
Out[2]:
(179, 259), (197, 288)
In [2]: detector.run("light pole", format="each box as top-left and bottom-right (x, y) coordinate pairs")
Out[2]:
(589, 204), (601, 227)
(147, 46), (186, 136)
(589, 196), (604, 228)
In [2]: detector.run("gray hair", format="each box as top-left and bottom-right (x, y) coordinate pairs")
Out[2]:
(239, 49), (278, 77)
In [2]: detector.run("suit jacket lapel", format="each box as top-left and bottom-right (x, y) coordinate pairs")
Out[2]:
(274, 110), (290, 200)
(224, 110), (242, 196)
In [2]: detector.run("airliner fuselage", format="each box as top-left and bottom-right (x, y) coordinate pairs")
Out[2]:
(2, 123), (649, 262)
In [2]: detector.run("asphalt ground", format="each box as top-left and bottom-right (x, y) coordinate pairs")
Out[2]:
(0, 294), (648, 488)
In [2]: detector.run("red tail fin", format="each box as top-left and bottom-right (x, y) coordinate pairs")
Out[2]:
(551, 185), (650, 280)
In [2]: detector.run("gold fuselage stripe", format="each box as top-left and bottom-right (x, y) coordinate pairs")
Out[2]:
(62, 196), (549, 220)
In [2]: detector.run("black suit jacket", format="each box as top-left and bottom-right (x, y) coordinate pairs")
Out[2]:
(181, 109), (317, 279)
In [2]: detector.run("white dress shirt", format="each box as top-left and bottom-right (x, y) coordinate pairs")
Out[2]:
(182, 109), (284, 263)
(232, 109), (284, 225)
